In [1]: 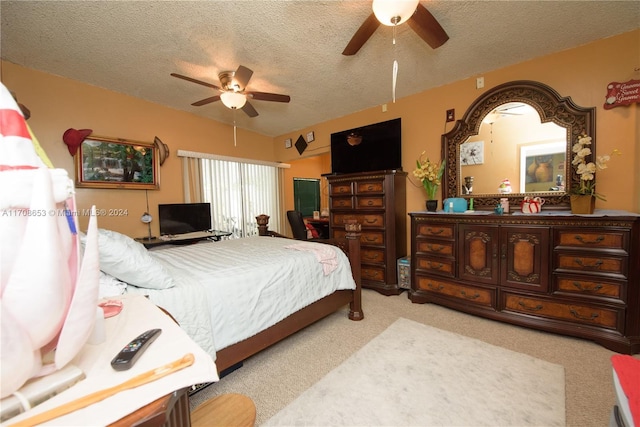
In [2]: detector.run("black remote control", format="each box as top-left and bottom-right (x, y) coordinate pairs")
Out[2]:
(110, 328), (162, 371)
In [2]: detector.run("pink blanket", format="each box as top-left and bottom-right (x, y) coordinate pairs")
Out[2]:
(285, 242), (338, 275)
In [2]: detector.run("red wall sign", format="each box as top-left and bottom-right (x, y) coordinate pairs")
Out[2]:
(604, 79), (640, 109)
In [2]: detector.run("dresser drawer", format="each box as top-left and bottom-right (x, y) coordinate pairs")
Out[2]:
(360, 230), (385, 246)
(555, 229), (627, 251)
(332, 213), (384, 227)
(555, 253), (627, 277)
(356, 196), (384, 209)
(362, 265), (386, 283)
(416, 223), (455, 239)
(415, 276), (494, 307)
(361, 248), (385, 264)
(330, 182), (353, 195)
(333, 229), (385, 246)
(416, 240), (455, 257)
(331, 197), (353, 209)
(553, 274), (624, 302)
(356, 180), (384, 194)
(502, 292), (622, 331)
(415, 256), (455, 278)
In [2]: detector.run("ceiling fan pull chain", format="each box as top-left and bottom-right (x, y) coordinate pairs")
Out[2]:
(392, 60), (398, 103)
(391, 24), (398, 103)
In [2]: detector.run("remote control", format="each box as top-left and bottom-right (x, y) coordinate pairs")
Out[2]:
(110, 328), (162, 371)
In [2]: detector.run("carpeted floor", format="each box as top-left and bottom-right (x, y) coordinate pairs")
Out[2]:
(264, 317), (565, 426)
(190, 289), (634, 426)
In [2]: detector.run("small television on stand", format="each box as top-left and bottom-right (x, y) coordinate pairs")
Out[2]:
(158, 203), (212, 236)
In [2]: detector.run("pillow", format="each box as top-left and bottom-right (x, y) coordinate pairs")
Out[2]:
(98, 271), (127, 298)
(305, 223), (320, 239)
(84, 229), (175, 290)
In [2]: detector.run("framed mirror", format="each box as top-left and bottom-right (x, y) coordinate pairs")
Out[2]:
(442, 80), (595, 210)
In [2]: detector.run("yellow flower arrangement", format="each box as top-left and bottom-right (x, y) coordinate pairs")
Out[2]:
(413, 152), (445, 200)
(571, 133), (620, 201)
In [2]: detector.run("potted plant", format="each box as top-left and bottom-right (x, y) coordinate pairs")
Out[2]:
(570, 133), (619, 214)
(413, 152), (445, 212)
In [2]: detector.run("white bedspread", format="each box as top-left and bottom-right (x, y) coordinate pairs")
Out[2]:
(126, 236), (356, 361)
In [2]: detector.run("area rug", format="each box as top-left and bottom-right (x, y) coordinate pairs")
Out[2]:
(264, 317), (565, 426)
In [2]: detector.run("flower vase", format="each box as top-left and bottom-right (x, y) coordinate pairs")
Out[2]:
(426, 200), (438, 212)
(570, 195), (595, 214)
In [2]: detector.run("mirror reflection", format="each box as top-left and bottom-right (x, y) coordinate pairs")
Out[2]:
(459, 102), (567, 196)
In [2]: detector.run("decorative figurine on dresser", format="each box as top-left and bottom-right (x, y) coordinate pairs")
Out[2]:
(409, 81), (640, 354)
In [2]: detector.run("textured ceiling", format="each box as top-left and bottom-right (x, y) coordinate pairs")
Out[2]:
(1, 1), (639, 137)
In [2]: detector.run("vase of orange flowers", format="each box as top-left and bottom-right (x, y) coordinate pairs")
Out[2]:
(413, 152), (445, 212)
(569, 133), (620, 214)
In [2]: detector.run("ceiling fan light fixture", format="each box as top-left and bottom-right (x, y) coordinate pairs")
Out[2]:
(220, 91), (247, 109)
(372, 0), (419, 26)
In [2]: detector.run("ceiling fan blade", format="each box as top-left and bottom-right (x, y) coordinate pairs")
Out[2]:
(407, 4), (449, 49)
(170, 73), (221, 90)
(342, 13), (380, 56)
(234, 65), (254, 90)
(242, 101), (259, 118)
(191, 95), (221, 106)
(247, 91), (291, 103)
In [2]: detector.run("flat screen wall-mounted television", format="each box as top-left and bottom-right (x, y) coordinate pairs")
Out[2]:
(330, 117), (402, 175)
(158, 203), (212, 235)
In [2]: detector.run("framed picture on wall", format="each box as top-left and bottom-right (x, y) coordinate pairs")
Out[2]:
(74, 135), (159, 189)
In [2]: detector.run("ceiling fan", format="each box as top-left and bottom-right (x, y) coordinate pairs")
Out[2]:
(342, 0), (449, 56)
(170, 65), (290, 118)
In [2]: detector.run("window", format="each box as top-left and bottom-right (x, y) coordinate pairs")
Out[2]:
(179, 150), (286, 238)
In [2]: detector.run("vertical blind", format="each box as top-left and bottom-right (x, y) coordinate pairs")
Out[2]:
(179, 150), (285, 238)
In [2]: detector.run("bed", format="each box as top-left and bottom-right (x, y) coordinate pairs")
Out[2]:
(94, 215), (363, 374)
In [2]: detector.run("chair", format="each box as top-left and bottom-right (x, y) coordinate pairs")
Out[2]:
(287, 210), (310, 240)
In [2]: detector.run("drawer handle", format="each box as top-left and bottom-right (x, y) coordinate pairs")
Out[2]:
(572, 281), (604, 292)
(518, 301), (543, 312)
(427, 261), (444, 270)
(367, 200), (374, 206)
(573, 258), (604, 269)
(365, 218), (377, 224)
(427, 283), (444, 291)
(339, 188), (348, 193)
(364, 253), (379, 261)
(427, 244), (446, 252)
(460, 290), (480, 300)
(367, 185), (374, 191)
(364, 236), (377, 242)
(574, 235), (604, 244)
(569, 308), (599, 322)
(427, 227), (445, 235)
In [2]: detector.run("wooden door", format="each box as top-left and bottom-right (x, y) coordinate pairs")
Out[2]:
(458, 224), (499, 285)
(500, 226), (550, 292)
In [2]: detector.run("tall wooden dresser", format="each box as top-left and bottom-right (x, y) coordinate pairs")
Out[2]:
(326, 170), (407, 295)
(409, 211), (640, 354)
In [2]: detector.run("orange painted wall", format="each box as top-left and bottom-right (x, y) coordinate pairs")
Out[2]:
(3, 30), (638, 250)
(278, 30), (639, 221)
(2, 62), (275, 237)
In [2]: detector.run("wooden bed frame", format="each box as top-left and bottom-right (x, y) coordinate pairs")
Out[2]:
(215, 214), (364, 373)
(110, 215), (363, 426)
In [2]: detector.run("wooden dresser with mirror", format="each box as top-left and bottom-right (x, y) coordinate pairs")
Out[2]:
(409, 81), (640, 354)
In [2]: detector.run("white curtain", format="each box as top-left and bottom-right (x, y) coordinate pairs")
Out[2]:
(180, 150), (285, 237)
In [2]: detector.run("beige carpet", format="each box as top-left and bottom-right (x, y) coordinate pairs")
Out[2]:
(264, 317), (565, 426)
(190, 289), (632, 426)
